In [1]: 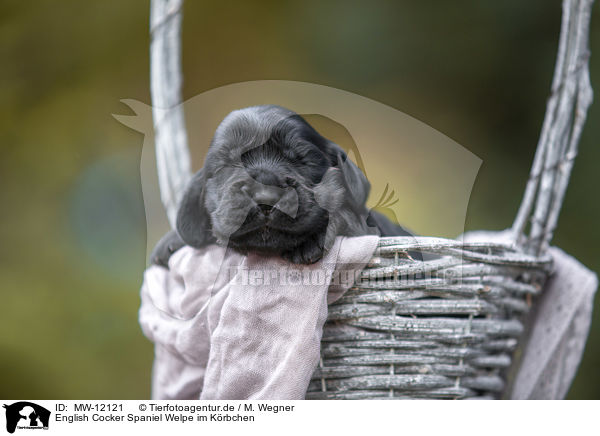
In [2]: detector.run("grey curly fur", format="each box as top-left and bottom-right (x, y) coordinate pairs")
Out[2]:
(151, 105), (415, 267)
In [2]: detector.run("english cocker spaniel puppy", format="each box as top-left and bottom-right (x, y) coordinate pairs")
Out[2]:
(151, 105), (415, 267)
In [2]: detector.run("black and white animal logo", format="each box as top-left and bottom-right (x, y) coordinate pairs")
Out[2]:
(3, 402), (50, 434)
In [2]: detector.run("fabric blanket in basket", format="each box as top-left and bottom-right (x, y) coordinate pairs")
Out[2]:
(139, 235), (379, 399)
(139, 232), (596, 399)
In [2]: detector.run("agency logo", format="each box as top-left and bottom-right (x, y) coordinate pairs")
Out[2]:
(2, 402), (50, 434)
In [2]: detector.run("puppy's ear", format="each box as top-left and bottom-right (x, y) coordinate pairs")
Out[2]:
(176, 169), (215, 248)
(332, 145), (371, 211)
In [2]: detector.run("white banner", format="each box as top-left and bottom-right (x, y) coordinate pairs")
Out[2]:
(0, 400), (596, 436)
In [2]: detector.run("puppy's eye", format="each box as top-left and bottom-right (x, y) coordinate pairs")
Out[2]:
(212, 166), (226, 176)
(303, 151), (328, 170)
(285, 177), (298, 187)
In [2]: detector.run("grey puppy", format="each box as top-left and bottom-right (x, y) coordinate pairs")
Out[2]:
(151, 105), (415, 267)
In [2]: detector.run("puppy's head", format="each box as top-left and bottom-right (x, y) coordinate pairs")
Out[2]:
(176, 105), (372, 263)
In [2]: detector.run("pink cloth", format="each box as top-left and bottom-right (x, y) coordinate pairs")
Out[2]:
(139, 235), (379, 399)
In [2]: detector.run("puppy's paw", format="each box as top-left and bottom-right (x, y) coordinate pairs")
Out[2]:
(150, 230), (186, 268)
(282, 238), (324, 265)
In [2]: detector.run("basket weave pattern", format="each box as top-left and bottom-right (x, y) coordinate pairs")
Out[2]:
(307, 237), (552, 399)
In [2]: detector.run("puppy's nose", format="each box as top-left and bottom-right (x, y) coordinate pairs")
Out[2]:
(252, 186), (283, 205)
(242, 184), (284, 211)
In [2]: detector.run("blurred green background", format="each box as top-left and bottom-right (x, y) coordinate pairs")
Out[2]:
(1, 0), (599, 399)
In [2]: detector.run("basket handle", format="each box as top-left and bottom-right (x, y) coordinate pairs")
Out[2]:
(150, 0), (193, 229)
(511, 0), (594, 256)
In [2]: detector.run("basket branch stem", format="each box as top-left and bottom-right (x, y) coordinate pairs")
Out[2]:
(150, 0), (192, 228)
(511, 0), (594, 255)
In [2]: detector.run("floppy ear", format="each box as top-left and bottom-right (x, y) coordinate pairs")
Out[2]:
(175, 169), (215, 248)
(331, 144), (371, 211)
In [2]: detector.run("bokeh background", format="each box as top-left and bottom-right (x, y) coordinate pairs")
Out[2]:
(1, 0), (599, 399)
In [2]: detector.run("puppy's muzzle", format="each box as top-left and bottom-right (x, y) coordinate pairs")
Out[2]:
(241, 179), (299, 219)
(242, 184), (281, 214)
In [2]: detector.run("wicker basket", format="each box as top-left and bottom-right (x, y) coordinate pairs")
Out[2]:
(307, 237), (552, 399)
(148, 0), (594, 400)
